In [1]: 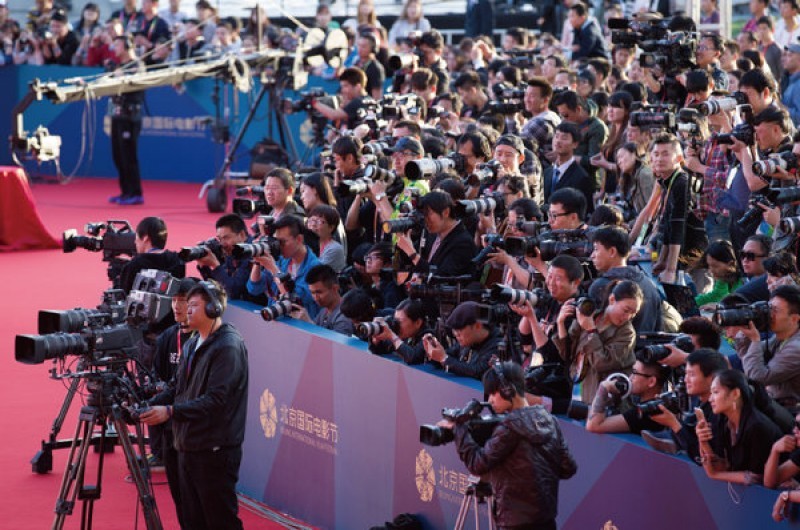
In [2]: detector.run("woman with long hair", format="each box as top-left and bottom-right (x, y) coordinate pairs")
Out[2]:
(692, 240), (744, 309)
(553, 280), (642, 402)
(388, 0), (431, 50)
(614, 142), (654, 220)
(590, 91), (633, 194)
(696, 369), (782, 485)
(343, 0), (382, 33)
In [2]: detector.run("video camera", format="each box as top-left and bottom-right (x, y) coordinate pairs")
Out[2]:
(629, 103), (676, 132)
(380, 93), (417, 121)
(405, 153), (467, 181)
(609, 17), (696, 75)
(125, 269), (182, 327)
(502, 228), (593, 262)
(635, 332), (694, 363)
(488, 82), (526, 115)
(232, 197), (269, 219)
(419, 399), (502, 447)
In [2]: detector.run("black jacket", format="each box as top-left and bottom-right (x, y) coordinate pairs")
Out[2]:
(441, 329), (501, 379)
(119, 250), (186, 294)
(369, 327), (432, 364)
(455, 405), (577, 527)
(151, 323), (248, 452)
(415, 222), (478, 277)
(543, 161), (594, 212)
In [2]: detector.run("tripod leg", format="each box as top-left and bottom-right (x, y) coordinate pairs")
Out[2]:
(52, 407), (99, 530)
(487, 495), (496, 530)
(33, 377), (81, 474)
(112, 411), (163, 530)
(453, 488), (473, 530)
(473, 493), (481, 530)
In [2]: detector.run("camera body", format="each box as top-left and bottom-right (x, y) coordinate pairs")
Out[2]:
(178, 237), (223, 263)
(231, 236), (281, 261)
(636, 332), (695, 363)
(405, 153), (467, 180)
(419, 399), (501, 447)
(713, 301), (771, 331)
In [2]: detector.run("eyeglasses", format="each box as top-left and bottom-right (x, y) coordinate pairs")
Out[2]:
(631, 370), (654, 378)
(364, 255), (382, 262)
(741, 252), (765, 261)
(549, 211), (570, 218)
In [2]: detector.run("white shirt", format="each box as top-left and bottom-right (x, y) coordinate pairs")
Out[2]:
(775, 16), (800, 50)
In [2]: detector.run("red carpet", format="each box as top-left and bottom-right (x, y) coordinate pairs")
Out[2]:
(0, 177), (310, 529)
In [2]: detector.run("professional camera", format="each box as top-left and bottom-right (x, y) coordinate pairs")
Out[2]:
(780, 216), (800, 234)
(405, 153), (467, 180)
(419, 399), (501, 447)
(609, 16), (670, 45)
(63, 220), (136, 258)
(290, 88), (327, 113)
(125, 269), (182, 327)
(388, 53), (417, 71)
(737, 188), (784, 229)
(504, 229), (592, 262)
(409, 282), (489, 306)
(514, 220), (550, 236)
(574, 297), (597, 317)
(260, 298), (295, 322)
(637, 391), (682, 417)
(697, 92), (749, 116)
(609, 18), (695, 75)
(178, 238), (223, 263)
(232, 198), (269, 218)
(712, 105), (755, 146)
(504, 48), (538, 68)
(380, 93), (417, 120)
(231, 236), (281, 260)
(471, 233), (508, 266)
(629, 104), (676, 131)
(466, 160), (503, 187)
(453, 197), (497, 218)
(753, 152), (800, 177)
(602, 193), (636, 221)
(363, 141), (393, 157)
(382, 211), (424, 234)
(490, 284), (552, 307)
(636, 332), (695, 363)
(38, 289), (128, 334)
(355, 316), (398, 340)
(713, 301), (771, 331)
(363, 164), (397, 185)
(16, 321), (139, 365)
(488, 100), (525, 115)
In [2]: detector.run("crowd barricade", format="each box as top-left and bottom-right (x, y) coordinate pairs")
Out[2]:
(227, 301), (791, 530)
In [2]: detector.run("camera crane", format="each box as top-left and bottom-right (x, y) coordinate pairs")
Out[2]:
(9, 28), (348, 212)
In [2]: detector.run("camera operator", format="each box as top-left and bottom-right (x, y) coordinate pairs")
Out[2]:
(389, 136), (429, 213)
(194, 214), (251, 301)
(423, 301), (501, 379)
(149, 277), (196, 526)
(520, 77), (561, 164)
(40, 10), (79, 65)
(369, 298), (432, 363)
(141, 280), (248, 530)
(417, 30), (449, 96)
(729, 285), (800, 412)
(364, 243), (407, 310)
(586, 359), (671, 434)
(588, 226), (663, 332)
(408, 68), (438, 108)
(247, 215), (321, 318)
(695, 33), (730, 92)
(554, 280), (642, 402)
(289, 264), (354, 335)
(119, 216), (186, 294)
(740, 68), (781, 115)
(643, 348), (728, 459)
(543, 123), (595, 211)
(458, 132), (492, 188)
(395, 190), (479, 277)
(312, 67), (369, 129)
(437, 362), (577, 530)
(630, 133), (707, 284)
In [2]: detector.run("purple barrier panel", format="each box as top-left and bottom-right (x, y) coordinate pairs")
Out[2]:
(229, 302), (799, 530)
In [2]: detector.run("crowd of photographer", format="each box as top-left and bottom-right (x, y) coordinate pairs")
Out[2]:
(24, 0), (800, 525)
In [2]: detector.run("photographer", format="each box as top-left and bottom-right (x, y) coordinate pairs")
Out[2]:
(417, 30), (449, 96)
(388, 136), (429, 216)
(586, 359), (671, 434)
(141, 280), (248, 530)
(731, 285), (800, 412)
(439, 362), (577, 529)
(644, 348), (728, 459)
(369, 298), (432, 364)
(588, 226), (662, 332)
(40, 10), (79, 65)
(119, 216), (186, 295)
(630, 133), (707, 284)
(554, 280), (642, 402)
(247, 215), (321, 319)
(312, 67), (369, 130)
(307, 205), (347, 273)
(520, 77), (561, 163)
(290, 264), (353, 336)
(355, 32), (385, 100)
(423, 301), (501, 380)
(364, 243), (407, 310)
(195, 214), (251, 301)
(396, 190), (478, 277)
(695, 33), (730, 91)
(454, 70), (490, 120)
(458, 131), (492, 186)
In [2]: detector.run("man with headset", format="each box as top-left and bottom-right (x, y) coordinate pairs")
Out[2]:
(142, 279), (248, 530)
(439, 362), (577, 530)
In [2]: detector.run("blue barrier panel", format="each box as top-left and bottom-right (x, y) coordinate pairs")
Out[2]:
(0, 65), (338, 181)
(226, 301), (798, 530)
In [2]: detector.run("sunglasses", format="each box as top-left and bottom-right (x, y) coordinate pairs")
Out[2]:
(741, 252), (765, 261)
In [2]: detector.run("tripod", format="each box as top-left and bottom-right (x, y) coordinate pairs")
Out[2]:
(52, 377), (162, 530)
(454, 478), (496, 530)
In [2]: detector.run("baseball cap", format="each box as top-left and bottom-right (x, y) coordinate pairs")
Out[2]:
(390, 136), (424, 156)
(495, 134), (525, 154)
(446, 301), (482, 330)
(787, 43), (800, 54)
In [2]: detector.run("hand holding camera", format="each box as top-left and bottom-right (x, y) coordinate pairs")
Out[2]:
(423, 333), (446, 363)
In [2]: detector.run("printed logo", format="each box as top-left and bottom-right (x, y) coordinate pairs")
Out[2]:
(415, 449), (436, 502)
(260, 388), (278, 439)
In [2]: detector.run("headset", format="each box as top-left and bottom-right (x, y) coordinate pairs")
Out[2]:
(493, 361), (515, 401)
(197, 280), (223, 319)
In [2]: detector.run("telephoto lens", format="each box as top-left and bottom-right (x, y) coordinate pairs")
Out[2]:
(260, 299), (294, 322)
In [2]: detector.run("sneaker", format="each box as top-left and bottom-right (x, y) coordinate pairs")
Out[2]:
(146, 454), (164, 469)
(641, 430), (678, 455)
(118, 195), (144, 205)
(108, 195), (123, 204)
